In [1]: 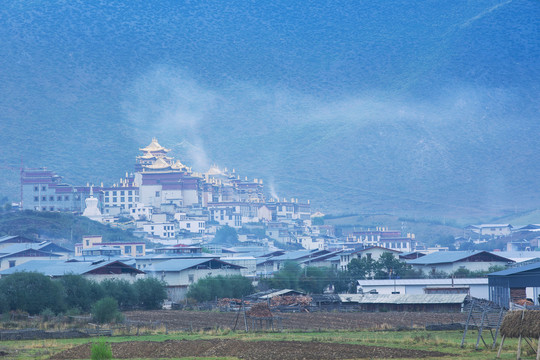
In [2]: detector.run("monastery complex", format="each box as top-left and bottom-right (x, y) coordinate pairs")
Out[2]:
(21, 138), (313, 243)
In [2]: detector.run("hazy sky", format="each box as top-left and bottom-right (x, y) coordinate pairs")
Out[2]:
(0, 1), (538, 216)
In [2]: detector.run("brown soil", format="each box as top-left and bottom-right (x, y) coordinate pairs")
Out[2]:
(50, 339), (449, 359)
(124, 310), (466, 331)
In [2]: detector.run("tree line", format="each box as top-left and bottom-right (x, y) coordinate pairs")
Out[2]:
(0, 272), (167, 315)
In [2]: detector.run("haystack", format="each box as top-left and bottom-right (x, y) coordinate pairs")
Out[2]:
(500, 310), (540, 338)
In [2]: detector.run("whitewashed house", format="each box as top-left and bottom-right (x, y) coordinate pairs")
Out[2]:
(407, 251), (514, 275)
(144, 258), (244, 301)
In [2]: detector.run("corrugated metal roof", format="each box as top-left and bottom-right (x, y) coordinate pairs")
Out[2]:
(299, 251), (342, 264)
(0, 259), (142, 276)
(0, 243), (64, 259)
(407, 250), (511, 265)
(357, 278), (488, 286)
(145, 258), (243, 272)
(488, 261), (540, 276)
(259, 289), (306, 299)
(338, 293), (467, 304)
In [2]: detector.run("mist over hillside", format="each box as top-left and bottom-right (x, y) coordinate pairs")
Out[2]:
(0, 1), (538, 219)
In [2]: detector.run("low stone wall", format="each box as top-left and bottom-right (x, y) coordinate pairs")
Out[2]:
(0, 329), (88, 341)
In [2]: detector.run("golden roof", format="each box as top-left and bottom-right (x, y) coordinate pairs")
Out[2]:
(171, 160), (187, 170)
(207, 164), (222, 176)
(139, 138), (171, 153)
(144, 157), (171, 170)
(137, 152), (157, 160)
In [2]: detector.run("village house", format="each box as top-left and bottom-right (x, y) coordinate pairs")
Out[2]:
(406, 250), (514, 275)
(75, 235), (146, 257)
(466, 224), (513, 237)
(0, 259), (145, 282)
(144, 258), (244, 301)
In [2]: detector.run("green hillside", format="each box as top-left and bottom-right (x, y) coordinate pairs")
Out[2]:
(0, 210), (141, 248)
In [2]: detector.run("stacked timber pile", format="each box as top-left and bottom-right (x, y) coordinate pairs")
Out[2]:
(270, 295), (312, 307)
(217, 298), (244, 307)
(246, 303), (273, 318)
(500, 310), (540, 338)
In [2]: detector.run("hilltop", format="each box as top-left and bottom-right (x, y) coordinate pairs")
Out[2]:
(0, 211), (142, 248)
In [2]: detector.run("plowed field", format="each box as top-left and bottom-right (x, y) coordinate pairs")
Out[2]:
(50, 339), (449, 359)
(124, 310), (465, 330)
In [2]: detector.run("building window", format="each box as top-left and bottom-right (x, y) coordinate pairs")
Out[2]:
(120, 191), (125, 196)
(41, 186), (46, 191)
(128, 190), (132, 195)
(188, 274), (194, 283)
(113, 197), (117, 202)
(125, 246), (131, 253)
(42, 196), (46, 201)
(49, 206), (54, 211)
(128, 197), (132, 202)
(121, 197), (125, 202)
(151, 226), (154, 230)
(34, 186), (38, 191)
(136, 245), (143, 253)
(57, 196), (62, 201)
(105, 197), (109, 202)
(187, 223), (191, 228)
(49, 196), (54, 201)
(34, 196), (39, 201)
(8, 260), (16, 268)
(155, 191), (160, 197)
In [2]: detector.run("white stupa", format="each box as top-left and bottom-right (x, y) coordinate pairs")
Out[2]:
(82, 187), (103, 222)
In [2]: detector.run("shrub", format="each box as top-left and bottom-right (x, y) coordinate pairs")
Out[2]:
(91, 340), (113, 360)
(40, 308), (55, 321)
(92, 297), (122, 324)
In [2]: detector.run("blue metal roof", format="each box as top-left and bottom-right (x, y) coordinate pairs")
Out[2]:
(0, 259), (143, 276)
(488, 261), (540, 277)
(0, 243), (64, 259)
(271, 249), (327, 261)
(407, 250), (511, 265)
(145, 258), (243, 272)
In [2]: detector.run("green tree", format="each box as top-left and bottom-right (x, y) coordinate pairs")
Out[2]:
(328, 269), (355, 294)
(0, 293), (8, 314)
(101, 279), (138, 309)
(374, 253), (414, 279)
(187, 275), (254, 302)
(212, 225), (239, 245)
(92, 297), (123, 324)
(348, 257), (376, 280)
(299, 266), (331, 294)
(268, 261), (302, 290)
(134, 278), (167, 310)
(59, 274), (102, 312)
(0, 272), (65, 314)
